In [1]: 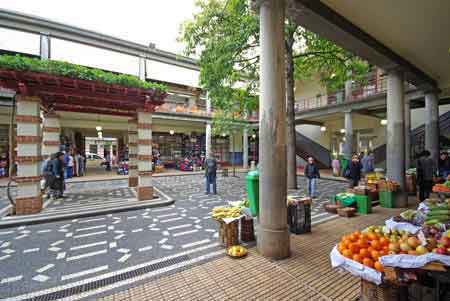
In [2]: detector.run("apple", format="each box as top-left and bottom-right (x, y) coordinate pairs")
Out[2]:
(407, 237), (420, 249)
(400, 243), (412, 252)
(416, 245), (428, 255)
(439, 237), (450, 248)
(434, 247), (447, 255)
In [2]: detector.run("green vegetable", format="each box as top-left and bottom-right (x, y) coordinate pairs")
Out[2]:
(424, 219), (440, 225)
(0, 54), (167, 92)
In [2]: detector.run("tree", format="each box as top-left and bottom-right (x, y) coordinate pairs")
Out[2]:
(179, 0), (370, 188)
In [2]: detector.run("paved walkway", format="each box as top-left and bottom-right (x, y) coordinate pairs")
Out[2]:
(0, 174), (346, 300)
(99, 205), (416, 301)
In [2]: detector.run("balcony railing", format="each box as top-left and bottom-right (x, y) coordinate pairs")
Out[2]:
(296, 76), (427, 113)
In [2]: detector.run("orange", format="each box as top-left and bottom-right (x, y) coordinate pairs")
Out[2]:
(352, 254), (363, 263)
(371, 250), (380, 261)
(367, 233), (377, 241)
(343, 239), (352, 248)
(357, 239), (370, 249)
(349, 244), (360, 254)
(379, 237), (389, 247)
(359, 248), (370, 258)
(342, 249), (352, 258)
(338, 243), (345, 253)
(370, 240), (382, 251)
(363, 258), (374, 268)
(362, 233), (370, 240)
(379, 249), (388, 257)
(374, 261), (384, 273)
(349, 234), (358, 242)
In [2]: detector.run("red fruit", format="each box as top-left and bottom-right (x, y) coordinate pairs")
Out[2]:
(439, 237), (450, 248)
(434, 247), (447, 255)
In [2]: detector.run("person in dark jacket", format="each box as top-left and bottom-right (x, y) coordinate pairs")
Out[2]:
(50, 152), (65, 199)
(438, 152), (450, 180)
(304, 157), (320, 197)
(417, 150), (436, 202)
(204, 156), (217, 195)
(346, 154), (362, 188)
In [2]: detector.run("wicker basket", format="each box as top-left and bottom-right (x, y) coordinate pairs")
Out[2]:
(324, 203), (342, 214)
(360, 279), (401, 301)
(337, 207), (356, 217)
(378, 180), (400, 192)
(240, 217), (255, 242)
(218, 220), (239, 248)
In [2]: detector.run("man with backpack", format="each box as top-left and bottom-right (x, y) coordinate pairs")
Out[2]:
(204, 155), (217, 195)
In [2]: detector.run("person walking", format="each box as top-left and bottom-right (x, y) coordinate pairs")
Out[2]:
(332, 157), (340, 177)
(50, 152), (65, 199)
(417, 150), (436, 202)
(304, 157), (320, 198)
(204, 156), (217, 195)
(345, 154), (362, 188)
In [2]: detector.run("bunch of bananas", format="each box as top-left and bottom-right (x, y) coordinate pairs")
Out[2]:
(211, 207), (241, 220)
(227, 245), (247, 257)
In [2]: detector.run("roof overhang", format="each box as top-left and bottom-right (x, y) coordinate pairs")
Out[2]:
(287, 0), (449, 93)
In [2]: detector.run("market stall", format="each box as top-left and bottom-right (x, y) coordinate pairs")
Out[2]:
(330, 198), (450, 300)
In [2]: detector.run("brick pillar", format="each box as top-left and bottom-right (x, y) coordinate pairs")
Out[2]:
(128, 118), (138, 187)
(42, 112), (60, 159)
(15, 96), (43, 215)
(137, 111), (153, 200)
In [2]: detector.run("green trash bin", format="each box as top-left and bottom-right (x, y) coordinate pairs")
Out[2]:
(379, 191), (394, 208)
(355, 194), (372, 214)
(246, 170), (259, 216)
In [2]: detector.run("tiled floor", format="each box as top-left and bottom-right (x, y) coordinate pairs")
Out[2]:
(100, 204), (415, 301)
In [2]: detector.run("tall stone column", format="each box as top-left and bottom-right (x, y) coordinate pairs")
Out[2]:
(15, 96), (43, 215)
(40, 33), (51, 60)
(386, 70), (407, 207)
(205, 93), (212, 158)
(257, 0), (290, 259)
(243, 128), (249, 169)
(404, 98), (411, 169)
(128, 118), (138, 187)
(344, 110), (353, 159)
(345, 78), (353, 101)
(42, 112), (60, 159)
(425, 90), (440, 162)
(138, 56), (146, 80)
(137, 110), (153, 200)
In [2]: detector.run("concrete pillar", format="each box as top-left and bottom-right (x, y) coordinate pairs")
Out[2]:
(257, 0), (290, 259)
(425, 91), (440, 162)
(137, 110), (153, 200)
(40, 33), (51, 60)
(138, 56), (146, 81)
(386, 70), (407, 206)
(128, 118), (138, 187)
(15, 96), (43, 215)
(345, 79), (353, 101)
(404, 98), (411, 169)
(344, 111), (353, 159)
(243, 128), (249, 169)
(42, 112), (60, 159)
(206, 93), (211, 114)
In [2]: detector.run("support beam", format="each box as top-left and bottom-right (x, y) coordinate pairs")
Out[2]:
(404, 98), (411, 169)
(138, 56), (146, 81)
(386, 70), (407, 207)
(425, 91), (440, 162)
(128, 118), (138, 187)
(42, 112), (60, 159)
(136, 111), (153, 200)
(257, 0), (290, 259)
(40, 33), (51, 60)
(243, 128), (249, 169)
(205, 94), (212, 159)
(344, 111), (353, 159)
(345, 78), (353, 102)
(15, 96), (43, 215)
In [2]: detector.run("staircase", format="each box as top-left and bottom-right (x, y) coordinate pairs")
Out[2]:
(373, 110), (450, 165)
(295, 131), (331, 168)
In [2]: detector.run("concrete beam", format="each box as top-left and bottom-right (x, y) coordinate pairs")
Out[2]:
(0, 9), (199, 71)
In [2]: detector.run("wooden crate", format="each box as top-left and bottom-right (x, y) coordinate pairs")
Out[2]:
(360, 279), (401, 301)
(218, 220), (239, 248)
(240, 217), (255, 242)
(337, 207), (356, 217)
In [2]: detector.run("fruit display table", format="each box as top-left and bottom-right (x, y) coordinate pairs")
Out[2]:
(330, 199), (450, 300)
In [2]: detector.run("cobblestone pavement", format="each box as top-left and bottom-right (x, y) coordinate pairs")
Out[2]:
(0, 174), (346, 300)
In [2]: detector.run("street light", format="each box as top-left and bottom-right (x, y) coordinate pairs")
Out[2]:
(169, 130), (175, 135)
(98, 131), (103, 139)
(380, 119), (387, 125)
(252, 134), (256, 139)
(95, 126), (102, 131)
(320, 126), (327, 132)
(340, 129), (346, 134)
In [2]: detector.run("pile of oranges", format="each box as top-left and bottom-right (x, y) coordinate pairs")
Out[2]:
(337, 230), (387, 273)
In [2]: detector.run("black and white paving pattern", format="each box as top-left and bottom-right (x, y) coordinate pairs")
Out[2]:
(0, 174), (346, 300)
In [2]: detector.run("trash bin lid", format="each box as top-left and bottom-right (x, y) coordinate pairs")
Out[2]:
(246, 170), (259, 179)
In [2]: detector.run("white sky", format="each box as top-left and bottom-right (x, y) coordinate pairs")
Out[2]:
(0, 0), (200, 87)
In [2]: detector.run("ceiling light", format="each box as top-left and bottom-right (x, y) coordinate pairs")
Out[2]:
(252, 134), (256, 139)
(169, 130), (175, 135)
(340, 129), (346, 134)
(320, 126), (327, 132)
(95, 126), (102, 131)
(380, 119), (387, 125)
(98, 131), (103, 139)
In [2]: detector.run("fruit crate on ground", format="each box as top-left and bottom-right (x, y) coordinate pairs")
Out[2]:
(355, 194), (372, 214)
(218, 220), (239, 248)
